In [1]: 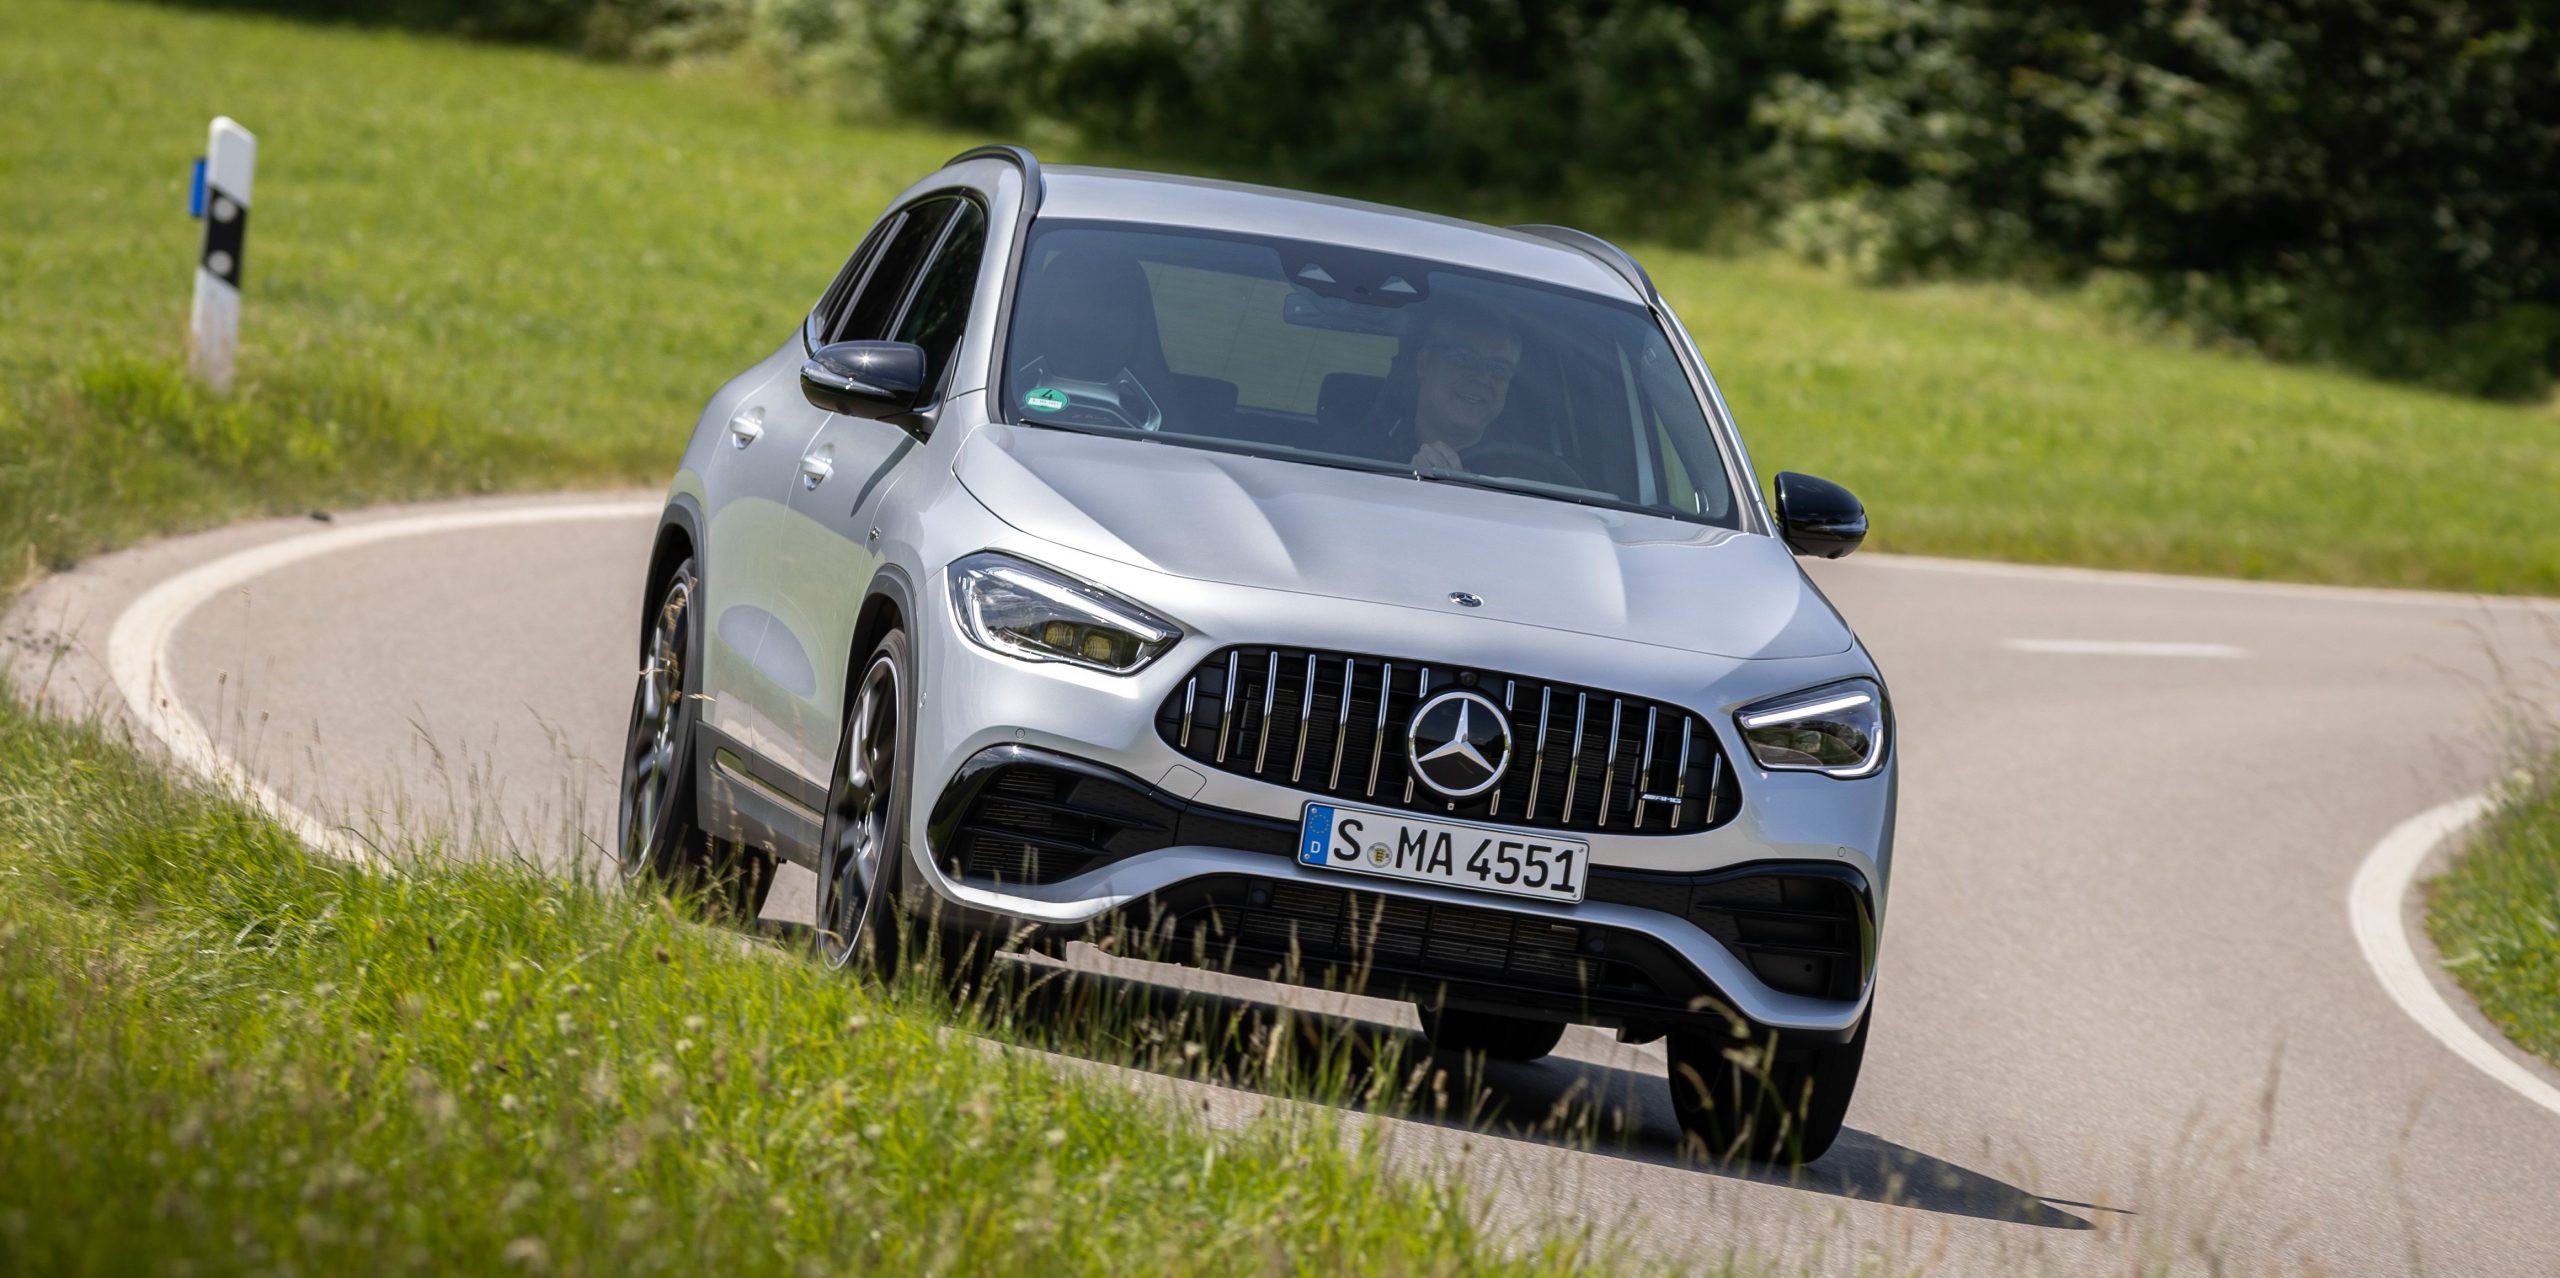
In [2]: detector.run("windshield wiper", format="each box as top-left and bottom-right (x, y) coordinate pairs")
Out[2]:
(1410, 467), (1630, 515)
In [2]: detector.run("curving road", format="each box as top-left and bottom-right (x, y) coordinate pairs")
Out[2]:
(10, 492), (2560, 1275)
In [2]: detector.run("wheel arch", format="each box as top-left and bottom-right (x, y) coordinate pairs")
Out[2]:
(844, 564), (920, 704)
(641, 495), (708, 654)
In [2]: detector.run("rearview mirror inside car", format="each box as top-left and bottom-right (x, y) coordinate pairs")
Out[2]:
(1773, 471), (1867, 558)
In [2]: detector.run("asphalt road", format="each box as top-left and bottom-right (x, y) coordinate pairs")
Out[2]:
(12, 492), (2560, 1275)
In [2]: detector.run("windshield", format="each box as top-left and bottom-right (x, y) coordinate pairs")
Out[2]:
(998, 221), (1742, 529)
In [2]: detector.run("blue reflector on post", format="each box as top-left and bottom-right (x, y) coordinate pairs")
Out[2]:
(189, 157), (206, 219)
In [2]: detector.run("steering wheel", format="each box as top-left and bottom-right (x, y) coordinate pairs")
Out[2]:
(1461, 441), (1588, 491)
(1018, 367), (1164, 433)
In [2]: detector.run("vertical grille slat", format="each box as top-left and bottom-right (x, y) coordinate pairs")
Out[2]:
(1597, 699), (1624, 828)
(1562, 693), (1589, 818)
(1216, 651), (1239, 765)
(1290, 652), (1316, 783)
(1402, 666), (1430, 804)
(1526, 686), (1551, 820)
(1158, 647), (1738, 836)
(1253, 650), (1279, 774)
(1634, 706), (1659, 829)
(1367, 660), (1393, 798)
(1327, 657), (1354, 790)
(1670, 716), (1693, 828)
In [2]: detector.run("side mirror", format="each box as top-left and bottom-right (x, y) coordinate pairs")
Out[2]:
(1773, 471), (1867, 559)
(801, 340), (929, 419)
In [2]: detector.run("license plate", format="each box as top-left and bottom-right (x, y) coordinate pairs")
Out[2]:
(1298, 802), (1589, 904)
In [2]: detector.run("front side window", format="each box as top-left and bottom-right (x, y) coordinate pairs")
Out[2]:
(829, 198), (956, 345)
(891, 199), (988, 390)
(999, 221), (1739, 528)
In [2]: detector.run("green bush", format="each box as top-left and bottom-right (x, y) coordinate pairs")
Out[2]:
(1759, 0), (2560, 398)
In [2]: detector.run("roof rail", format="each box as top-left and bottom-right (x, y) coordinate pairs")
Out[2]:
(944, 143), (1045, 208)
(1510, 224), (1655, 301)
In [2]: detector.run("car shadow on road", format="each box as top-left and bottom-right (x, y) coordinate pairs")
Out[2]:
(953, 949), (2103, 1231)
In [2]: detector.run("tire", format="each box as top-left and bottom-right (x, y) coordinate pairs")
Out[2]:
(615, 557), (774, 920)
(1664, 1003), (1869, 1165)
(1417, 1005), (1568, 1062)
(815, 628), (915, 976)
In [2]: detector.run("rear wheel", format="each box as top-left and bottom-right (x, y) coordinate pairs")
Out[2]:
(1417, 1005), (1567, 1062)
(1664, 1003), (1869, 1165)
(615, 557), (773, 919)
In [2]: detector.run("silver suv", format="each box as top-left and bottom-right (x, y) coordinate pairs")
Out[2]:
(618, 147), (1894, 1163)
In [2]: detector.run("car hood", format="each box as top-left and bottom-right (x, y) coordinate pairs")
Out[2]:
(952, 424), (1854, 660)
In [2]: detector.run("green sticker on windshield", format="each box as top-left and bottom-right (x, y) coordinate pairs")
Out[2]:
(1023, 386), (1068, 413)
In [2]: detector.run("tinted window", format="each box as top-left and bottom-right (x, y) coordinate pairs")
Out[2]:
(831, 199), (954, 344)
(808, 217), (898, 348)
(890, 200), (988, 390)
(1001, 222), (1739, 528)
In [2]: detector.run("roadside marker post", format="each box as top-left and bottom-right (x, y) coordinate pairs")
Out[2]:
(187, 116), (256, 393)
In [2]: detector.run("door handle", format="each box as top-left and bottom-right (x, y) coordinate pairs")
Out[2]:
(799, 454), (834, 490)
(727, 410), (764, 450)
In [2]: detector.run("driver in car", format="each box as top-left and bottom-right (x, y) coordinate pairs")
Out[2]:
(1374, 299), (1525, 471)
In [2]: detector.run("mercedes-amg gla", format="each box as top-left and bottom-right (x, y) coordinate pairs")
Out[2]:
(617, 146), (1894, 1162)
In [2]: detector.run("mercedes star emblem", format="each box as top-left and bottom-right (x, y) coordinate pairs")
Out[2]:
(1406, 688), (1513, 799)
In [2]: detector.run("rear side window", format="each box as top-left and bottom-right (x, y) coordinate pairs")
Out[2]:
(891, 199), (989, 390)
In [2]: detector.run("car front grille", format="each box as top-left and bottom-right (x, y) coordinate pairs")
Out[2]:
(1153, 646), (1739, 836)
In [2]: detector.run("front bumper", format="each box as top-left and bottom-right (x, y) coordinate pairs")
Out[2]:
(899, 554), (1894, 1038)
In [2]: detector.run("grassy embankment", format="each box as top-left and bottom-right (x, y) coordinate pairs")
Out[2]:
(2428, 755), (2560, 1067)
(0, 690), (1623, 1274)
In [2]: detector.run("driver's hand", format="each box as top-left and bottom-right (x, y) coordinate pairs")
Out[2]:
(1411, 441), (1463, 471)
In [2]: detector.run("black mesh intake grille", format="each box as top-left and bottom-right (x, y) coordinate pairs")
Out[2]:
(1177, 878), (1664, 1001)
(945, 763), (1175, 887)
(1154, 646), (1739, 835)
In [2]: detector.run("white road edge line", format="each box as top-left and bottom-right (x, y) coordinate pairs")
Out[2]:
(1862, 552), (2560, 614)
(2347, 793), (2560, 1120)
(2000, 638), (2248, 658)
(104, 499), (661, 866)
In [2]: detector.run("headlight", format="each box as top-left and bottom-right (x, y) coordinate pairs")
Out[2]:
(949, 551), (1179, 674)
(1734, 678), (1888, 778)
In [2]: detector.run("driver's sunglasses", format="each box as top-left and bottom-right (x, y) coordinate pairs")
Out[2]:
(1426, 343), (1518, 382)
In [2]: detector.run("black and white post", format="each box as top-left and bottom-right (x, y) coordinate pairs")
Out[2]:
(187, 116), (256, 393)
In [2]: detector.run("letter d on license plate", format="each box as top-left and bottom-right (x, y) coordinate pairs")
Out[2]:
(1299, 802), (1588, 904)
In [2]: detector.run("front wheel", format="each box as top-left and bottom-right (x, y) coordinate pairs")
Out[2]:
(815, 630), (912, 975)
(1664, 1003), (1869, 1165)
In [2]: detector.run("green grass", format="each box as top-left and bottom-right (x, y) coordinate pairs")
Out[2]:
(2427, 754), (2560, 1065)
(5, 0), (2558, 595)
(0, 690), (1636, 1275)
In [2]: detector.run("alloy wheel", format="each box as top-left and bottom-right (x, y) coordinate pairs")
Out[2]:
(820, 649), (901, 969)
(618, 572), (692, 881)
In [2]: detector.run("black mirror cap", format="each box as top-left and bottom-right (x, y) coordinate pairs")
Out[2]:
(801, 340), (929, 419)
(1773, 471), (1867, 559)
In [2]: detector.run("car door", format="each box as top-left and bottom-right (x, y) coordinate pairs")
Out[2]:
(697, 203), (945, 832)
(760, 194), (991, 792)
